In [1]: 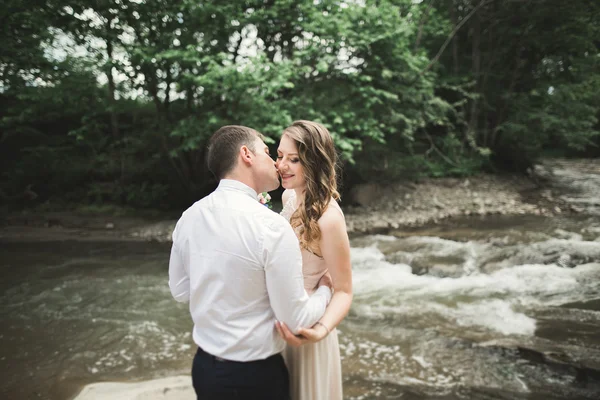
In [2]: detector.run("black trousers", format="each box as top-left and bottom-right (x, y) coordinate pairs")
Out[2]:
(192, 347), (290, 400)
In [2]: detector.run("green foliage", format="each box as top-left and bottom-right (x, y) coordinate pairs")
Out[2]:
(1, 0), (598, 210)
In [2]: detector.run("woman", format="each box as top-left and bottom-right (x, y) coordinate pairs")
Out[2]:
(274, 120), (353, 400)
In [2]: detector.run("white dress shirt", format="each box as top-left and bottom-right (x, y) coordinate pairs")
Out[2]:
(169, 179), (331, 362)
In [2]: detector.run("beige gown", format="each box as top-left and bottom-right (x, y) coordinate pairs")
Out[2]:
(280, 191), (343, 400)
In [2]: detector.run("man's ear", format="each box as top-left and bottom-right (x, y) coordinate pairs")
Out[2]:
(239, 145), (253, 166)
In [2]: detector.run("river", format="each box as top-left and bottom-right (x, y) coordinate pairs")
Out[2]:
(1, 214), (599, 399)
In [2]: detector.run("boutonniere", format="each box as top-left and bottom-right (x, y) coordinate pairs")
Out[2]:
(258, 192), (272, 208)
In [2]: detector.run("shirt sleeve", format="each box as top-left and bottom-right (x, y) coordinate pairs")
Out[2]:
(262, 215), (331, 334)
(168, 223), (190, 303)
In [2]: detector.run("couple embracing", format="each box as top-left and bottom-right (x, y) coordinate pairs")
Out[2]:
(168, 120), (353, 399)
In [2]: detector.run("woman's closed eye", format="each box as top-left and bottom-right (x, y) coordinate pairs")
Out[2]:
(277, 155), (299, 163)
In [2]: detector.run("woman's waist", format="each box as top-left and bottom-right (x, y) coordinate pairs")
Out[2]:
(303, 268), (328, 293)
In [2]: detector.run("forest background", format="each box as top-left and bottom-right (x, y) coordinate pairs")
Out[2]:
(1, 0), (599, 211)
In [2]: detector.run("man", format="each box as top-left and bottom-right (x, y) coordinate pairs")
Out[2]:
(168, 125), (332, 400)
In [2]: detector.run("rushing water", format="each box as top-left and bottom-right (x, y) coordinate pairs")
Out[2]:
(1, 215), (599, 400)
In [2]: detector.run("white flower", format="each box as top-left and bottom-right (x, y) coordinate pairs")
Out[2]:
(258, 192), (271, 205)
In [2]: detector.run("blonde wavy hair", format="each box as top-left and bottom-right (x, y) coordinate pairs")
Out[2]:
(284, 120), (340, 254)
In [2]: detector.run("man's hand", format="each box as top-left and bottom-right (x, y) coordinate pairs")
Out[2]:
(275, 321), (329, 347)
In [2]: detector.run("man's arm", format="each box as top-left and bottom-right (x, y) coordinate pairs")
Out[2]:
(262, 216), (331, 334)
(168, 225), (190, 303)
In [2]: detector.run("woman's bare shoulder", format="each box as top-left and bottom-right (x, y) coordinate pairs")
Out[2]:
(318, 201), (346, 231)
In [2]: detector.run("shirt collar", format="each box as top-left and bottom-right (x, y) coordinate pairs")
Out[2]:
(217, 179), (258, 200)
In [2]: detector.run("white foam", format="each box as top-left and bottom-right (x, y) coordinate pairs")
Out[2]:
(352, 246), (581, 299)
(371, 234), (399, 242)
(454, 300), (536, 335)
(351, 245), (386, 267)
(350, 244), (592, 335)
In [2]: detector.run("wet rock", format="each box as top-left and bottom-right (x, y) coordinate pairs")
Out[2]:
(478, 336), (600, 399)
(587, 227), (600, 234)
(479, 239), (600, 270)
(540, 158), (600, 216)
(556, 254), (572, 268)
(528, 164), (554, 182)
(409, 255), (470, 277)
(129, 221), (176, 242)
(384, 251), (413, 266)
(560, 298), (600, 312)
(553, 228), (582, 241)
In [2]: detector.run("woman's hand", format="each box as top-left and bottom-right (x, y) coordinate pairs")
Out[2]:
(275, 321), (329, 347)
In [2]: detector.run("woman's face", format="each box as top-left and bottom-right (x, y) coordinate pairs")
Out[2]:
(276, 134), (306, 190)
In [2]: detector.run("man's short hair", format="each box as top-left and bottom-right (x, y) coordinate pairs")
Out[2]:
(206, 125), (263, 180)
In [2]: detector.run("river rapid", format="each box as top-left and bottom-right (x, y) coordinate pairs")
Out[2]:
(1, 214), (599, 400)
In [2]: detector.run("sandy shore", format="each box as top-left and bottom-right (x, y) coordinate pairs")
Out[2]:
(73, 376), (194, 400)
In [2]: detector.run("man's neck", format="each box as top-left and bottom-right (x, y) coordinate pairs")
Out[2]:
(223, 172), (259, 194)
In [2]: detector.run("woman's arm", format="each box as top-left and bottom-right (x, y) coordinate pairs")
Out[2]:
(314, 208), (353, 331)
(276, 207), (353, 344)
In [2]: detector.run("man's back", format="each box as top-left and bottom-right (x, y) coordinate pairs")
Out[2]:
(169, 179), (328, 362)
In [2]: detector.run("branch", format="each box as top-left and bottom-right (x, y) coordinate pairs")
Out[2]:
(424, 132), (460, 168)
(420, 0), (492, 75)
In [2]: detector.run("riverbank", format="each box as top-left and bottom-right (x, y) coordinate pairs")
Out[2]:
(2, 159), (596, 241)
(345, 158), (599, 233)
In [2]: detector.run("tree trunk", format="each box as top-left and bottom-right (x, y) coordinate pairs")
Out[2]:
(491, 46), (523, 147)
(186, 85), (194, 112)
(481, 16), (499, 147)
(105, 36), (120, 140)
(144, 65), (163, 116)
(449, 0), (459, 74)
(468, 10), (481, 146)
(164, 65), (172, 121)
(105, 31), (126, 192)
